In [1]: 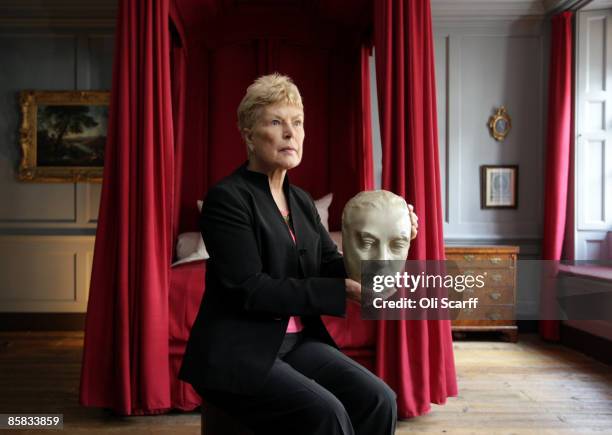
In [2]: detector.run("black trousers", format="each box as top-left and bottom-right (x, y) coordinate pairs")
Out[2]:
(197, 332), (397, 435)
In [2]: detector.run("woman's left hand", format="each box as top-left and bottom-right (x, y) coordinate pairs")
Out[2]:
(408, 204), (418, 240)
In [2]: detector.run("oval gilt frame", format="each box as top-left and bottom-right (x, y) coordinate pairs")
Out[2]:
(488, 106), (511, 142)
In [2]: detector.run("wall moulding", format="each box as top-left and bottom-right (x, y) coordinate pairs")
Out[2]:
(0, 0), (116, 30)
(430, 0), (553, 37)
(431, 0), (547, 19)
(0, 18), (115, 31)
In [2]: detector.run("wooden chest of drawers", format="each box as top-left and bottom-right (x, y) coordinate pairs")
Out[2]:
(445, 246), (519, 342)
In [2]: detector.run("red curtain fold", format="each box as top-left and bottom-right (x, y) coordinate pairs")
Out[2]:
(374, 0), (457, 418)
(541, 11), (574, 341)
(79, 0), (175, 415)
(171, 41), (187, 243)
(359, 44), (375, 191)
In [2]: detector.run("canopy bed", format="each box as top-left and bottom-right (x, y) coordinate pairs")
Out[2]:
(79, 0), (457, 419)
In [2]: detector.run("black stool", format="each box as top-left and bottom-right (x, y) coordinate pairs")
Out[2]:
(201, 401), (253, 435)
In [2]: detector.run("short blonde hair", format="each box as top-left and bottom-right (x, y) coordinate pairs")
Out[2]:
(237, 73), (303, 134)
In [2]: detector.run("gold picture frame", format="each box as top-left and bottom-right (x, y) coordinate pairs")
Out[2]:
(18, 90), (110, 183)
(488, 106), (511, 142)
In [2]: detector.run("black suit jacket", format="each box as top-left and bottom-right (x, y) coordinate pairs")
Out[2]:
(179, 163), (347, 394)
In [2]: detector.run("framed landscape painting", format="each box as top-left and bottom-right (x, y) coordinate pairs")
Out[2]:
(18, 90), (110, 183)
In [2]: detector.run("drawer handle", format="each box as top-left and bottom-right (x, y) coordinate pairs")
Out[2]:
(486, 312), (501, 320)
(490, 257), (502, 264)
(491, 274), (502, 282)
(489, 292), (501, 301)
(463, 255), (475, 262)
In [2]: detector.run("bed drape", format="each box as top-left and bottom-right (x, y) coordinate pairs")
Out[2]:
(80, 0), (457, 418)
(541, 11), (575, 341)
(374, 0), (458, 418)
(80, 0), (175, 415)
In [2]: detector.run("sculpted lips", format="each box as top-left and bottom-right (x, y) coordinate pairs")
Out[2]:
(279, 147), (297, 154)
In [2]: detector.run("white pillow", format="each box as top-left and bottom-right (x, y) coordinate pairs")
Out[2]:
(314, 193), (333, 231)
(175, 195), (329, 267)
(329, 231), (342, 251)
(172, 232), (209, 267)
(171, 199), (209, 267)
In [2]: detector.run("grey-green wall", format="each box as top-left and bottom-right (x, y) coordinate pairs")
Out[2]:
(0, 16), (114, 312)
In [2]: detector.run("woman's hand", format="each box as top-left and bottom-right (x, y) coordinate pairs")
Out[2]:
(345, 279), (362, 305)
(408, 204), (418, 240)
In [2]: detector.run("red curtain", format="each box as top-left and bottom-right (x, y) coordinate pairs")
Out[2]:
(170, 16), (188, 243)
(374, 0), (458, 418)
(359, 44), (375, 191)
(541, 11), (574, 341)
(79, 0), (176, 415)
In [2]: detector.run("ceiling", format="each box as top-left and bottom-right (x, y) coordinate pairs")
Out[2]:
(0, 0), (601, 29)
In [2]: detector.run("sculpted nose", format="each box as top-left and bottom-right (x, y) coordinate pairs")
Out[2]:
(380, 246), (391, 261)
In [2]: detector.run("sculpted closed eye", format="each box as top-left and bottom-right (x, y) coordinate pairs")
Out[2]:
(360, 238), (376, 249)
(391, 240), (409, 251)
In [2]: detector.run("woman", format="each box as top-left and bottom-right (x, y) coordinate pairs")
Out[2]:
(180, 74), (402, 435)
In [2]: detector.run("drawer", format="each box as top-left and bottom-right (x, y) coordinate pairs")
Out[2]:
(447, 254), (515, 269)
(454, 285), (514, 304)
(452, 304), (514, 321)
(482, 269), (515, 287)
(445, 265), (516, 288)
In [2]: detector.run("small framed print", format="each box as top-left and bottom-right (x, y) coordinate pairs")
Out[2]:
(481, 165), (518, 209)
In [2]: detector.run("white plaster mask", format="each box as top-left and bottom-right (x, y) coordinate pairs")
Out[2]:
(342, 190), (412, 283)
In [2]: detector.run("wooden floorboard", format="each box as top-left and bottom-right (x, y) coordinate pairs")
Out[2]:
(0, 332), (610, 435)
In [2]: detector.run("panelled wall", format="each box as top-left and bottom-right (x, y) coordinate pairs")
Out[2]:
(432, 10), (548, 320)
(433, 18), (546, 255)
(0, 19), (113, 312)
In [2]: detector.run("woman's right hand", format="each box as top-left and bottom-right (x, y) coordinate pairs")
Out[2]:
(345, 279), (362, 304)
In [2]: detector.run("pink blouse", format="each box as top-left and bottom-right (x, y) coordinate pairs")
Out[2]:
(280, 209), (304, 334)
